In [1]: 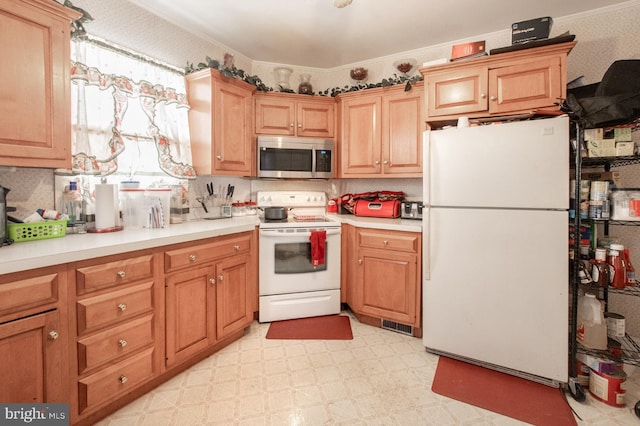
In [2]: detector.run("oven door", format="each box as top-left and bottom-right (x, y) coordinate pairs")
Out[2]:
(259, 227), (341, 295)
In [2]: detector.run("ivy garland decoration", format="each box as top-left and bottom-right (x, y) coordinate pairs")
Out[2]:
(185, 57), (423, 96)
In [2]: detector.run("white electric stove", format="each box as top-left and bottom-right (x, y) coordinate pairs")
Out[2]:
(257, 191), (341, 322)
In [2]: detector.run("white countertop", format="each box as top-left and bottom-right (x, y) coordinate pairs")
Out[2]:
(0, 214), (423, 275)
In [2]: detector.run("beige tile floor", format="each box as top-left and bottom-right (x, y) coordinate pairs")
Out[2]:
(97, 311), (640, 425)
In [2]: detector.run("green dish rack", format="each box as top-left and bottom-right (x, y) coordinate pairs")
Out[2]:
(7, 219), (68, 242)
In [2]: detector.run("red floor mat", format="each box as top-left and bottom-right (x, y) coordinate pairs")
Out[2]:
(432, 356), (577, 425)
(266, 315), (353, 340)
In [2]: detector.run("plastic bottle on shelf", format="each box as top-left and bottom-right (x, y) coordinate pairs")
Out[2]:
(624, 248), (636, 287)
(61, 181), (85, 225)
(576, 292), (608, 350)
(608, 243), (627, 289)
(591, 248), (611, 288)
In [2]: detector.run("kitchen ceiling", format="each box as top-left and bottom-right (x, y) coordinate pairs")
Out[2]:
(127, 0), (629, 68)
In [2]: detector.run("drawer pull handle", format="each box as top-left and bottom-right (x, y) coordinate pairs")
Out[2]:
(48, 330), (59, 341)
(118, 339), (127, 347)
(234, 245), (240, 251)
(118, 303), (127, 312)
(117, 270), (126, 278)
(119, 375), (128, 384)
(209, 278), (216, 285)
(189, 254), (196, 262)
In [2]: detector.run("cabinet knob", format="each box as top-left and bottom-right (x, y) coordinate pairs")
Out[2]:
(118, 303), (127, 312)
(117, 270), (126, 278)
(383, 240), (388, 246)
(480, 93), (487, 99)
(298, 123), (302, 128)
(358, 259), (363, 265)
(218, 275), (224, 282)
(209, 278), (216, 285)
(216, 155), (222, 160)
(290, 123), (294, 127)
(189, 254), (196, 262)
(490, 95), (497, 102)
(118, 339), (127, 347)
(375, 160), (380, 165)
(234, 244), (240, 251)
(118, 375), (128, 384)
(383, 160), (389, 165)
(48, 330), (59, 341)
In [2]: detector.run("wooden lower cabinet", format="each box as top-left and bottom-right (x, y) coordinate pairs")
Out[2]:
(68, 251), (163, 423)
(164, 231), (256, 367)
(0, 265), (68, 404)
(344, 225), (422, 331)
(0, 310), (66, 403)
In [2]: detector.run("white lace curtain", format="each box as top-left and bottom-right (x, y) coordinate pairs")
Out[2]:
(70, 38), (196, 179)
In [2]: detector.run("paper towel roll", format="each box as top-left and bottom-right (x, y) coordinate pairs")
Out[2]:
(95, 184), (116, 229)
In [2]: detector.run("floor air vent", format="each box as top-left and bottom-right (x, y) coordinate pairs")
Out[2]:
(381, 319), (413, 336)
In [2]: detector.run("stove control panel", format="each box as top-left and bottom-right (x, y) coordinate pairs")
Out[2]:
(257, 191), (327, 208)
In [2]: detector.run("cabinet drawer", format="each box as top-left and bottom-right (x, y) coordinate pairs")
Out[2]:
(76, 254), (154, 295)
(357, 229), (419, 253)
(0, 272), (59, 318)
(77, 281), (154, 335)
(77, 314), (155, 374)
(165, 234), (251, 272)
(78, 347), (155, 413)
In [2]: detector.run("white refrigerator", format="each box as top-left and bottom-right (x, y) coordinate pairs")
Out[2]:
(422, 115), (569, 386)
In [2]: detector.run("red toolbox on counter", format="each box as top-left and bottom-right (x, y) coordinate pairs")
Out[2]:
(340, 191), (403, 219)
(353, 199), (401, 218)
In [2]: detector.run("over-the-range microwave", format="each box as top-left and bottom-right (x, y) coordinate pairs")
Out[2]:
(257, 136), (334, 179)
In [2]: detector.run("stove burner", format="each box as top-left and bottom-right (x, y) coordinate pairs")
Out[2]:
(262, 218), (289, 223)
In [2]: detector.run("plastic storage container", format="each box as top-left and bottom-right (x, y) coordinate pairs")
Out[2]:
(610, 188), (640, 220)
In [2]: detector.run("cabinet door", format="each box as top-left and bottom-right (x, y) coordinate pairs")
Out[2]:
(426, 66), (489, 117)
(356, 248), (419, 326)
(255, 97), (295, 135)
(215, 255), (252, 340)
(213, 79), (254, 175)
(382, 89), (423, 176)
(0, 310), (66, 403)
(488, 57), (563, 115)
(297, 100), (335, 138)
(0, 0), (78, 168)
(340, 95), (381, 176)
(165, 266), (215, 366)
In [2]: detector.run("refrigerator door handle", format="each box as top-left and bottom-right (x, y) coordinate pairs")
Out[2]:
(423, 205), (430, 280)
(423, 131), (430, 205)
(423, 130), (431, 281)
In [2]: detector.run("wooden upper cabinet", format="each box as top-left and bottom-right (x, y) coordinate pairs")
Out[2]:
(0, 0), (80, 168)
(186, 68), (256, 176)
(426, 65), (489, 117)
(421, 41), (576, 124)
(338, 82), (423, 178)
(255, 92), (335, 138)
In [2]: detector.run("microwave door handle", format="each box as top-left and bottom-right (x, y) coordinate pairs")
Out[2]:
(311, 147), (317, 178)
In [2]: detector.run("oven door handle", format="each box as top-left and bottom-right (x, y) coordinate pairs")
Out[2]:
(259, 228), (341, 238)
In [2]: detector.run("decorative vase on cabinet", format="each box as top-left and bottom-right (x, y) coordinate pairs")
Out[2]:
(298, 73), (313, 95)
